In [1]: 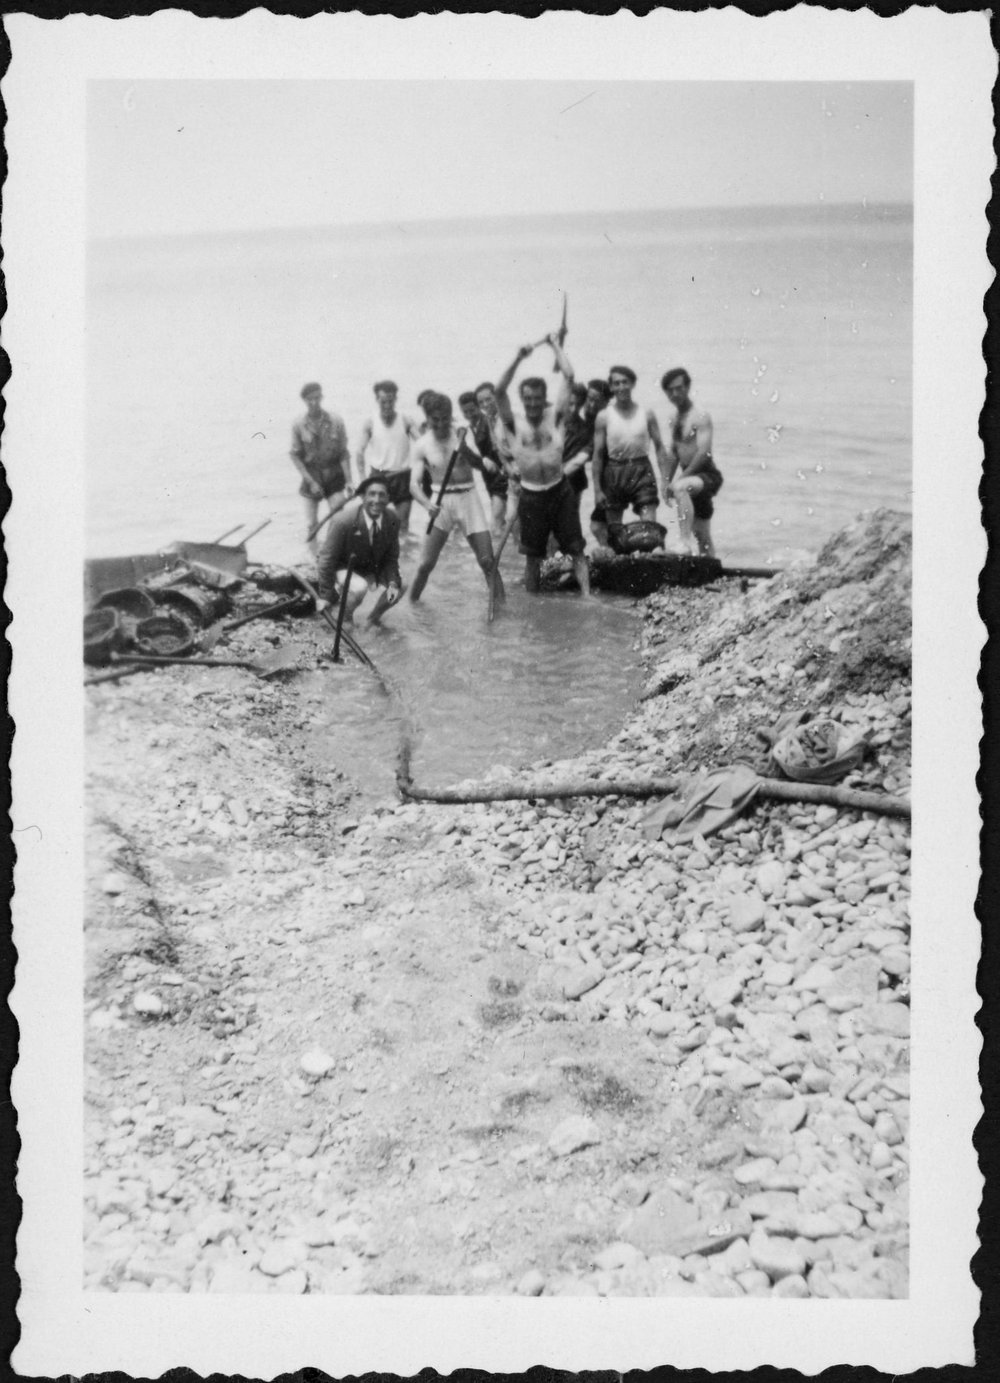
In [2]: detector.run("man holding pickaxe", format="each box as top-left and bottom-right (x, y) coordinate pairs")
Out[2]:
(494, 332), (593, 600)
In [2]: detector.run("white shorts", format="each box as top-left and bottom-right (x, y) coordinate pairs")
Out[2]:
(432, 486), (489, 538)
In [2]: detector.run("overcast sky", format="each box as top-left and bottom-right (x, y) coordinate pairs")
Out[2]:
(88, 80), (912, 239)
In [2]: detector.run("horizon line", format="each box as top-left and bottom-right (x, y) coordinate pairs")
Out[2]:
(88, 198), (914, 246)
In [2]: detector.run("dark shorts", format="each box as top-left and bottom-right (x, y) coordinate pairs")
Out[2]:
(518, 477), (586, 559)
(299, 464), (347, 500)
(690, 465), (723, 520)
(381, 469), (412, 507)
(483, 467), (509, 501)
(602, 457), (659, 515)
(567, 466), (588, 494)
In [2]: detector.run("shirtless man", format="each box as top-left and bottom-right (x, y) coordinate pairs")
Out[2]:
(591, 366), (669, 550)
(495, 336), (591, 597)
(407, 392), (502, 603)
(290, 382), (351, 558)
(353, 380), (421, 534)
(661, 368), (723, 557)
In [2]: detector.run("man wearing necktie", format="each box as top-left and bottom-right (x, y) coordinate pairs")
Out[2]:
(316, 473), (405, 626)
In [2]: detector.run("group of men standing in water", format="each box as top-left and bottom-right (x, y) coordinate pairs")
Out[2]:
(290, 334), (722, 625)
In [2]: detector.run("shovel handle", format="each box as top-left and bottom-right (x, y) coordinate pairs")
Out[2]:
(239, 518), (272, 547)
(426, 445), (462, 535)
(212, 524), (245, 544)
(223, 593), (304, 633)
(487, 497), (519, 623)
(332, 556), (355, 662)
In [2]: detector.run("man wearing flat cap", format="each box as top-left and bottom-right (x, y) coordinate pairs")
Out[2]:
(290, 382), (351, 557)
(316, 473), (405, 626)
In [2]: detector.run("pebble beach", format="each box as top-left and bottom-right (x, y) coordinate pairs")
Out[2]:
(84, 507), (911, 1298)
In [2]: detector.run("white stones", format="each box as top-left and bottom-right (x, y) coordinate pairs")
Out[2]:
(299, 1047), (337, 1079)
(548, 1116), (602, 1157)
(258, 1241), (307, 1277)
(869, 1142), (894, 1170)
(559, 963), (604, 1001)
(200, 794), (224, 814)
(794, 1211), (842, 1239)
(757, 1076), (795, 1101)
(873, 1112), (903, 1146)
(620, 1188), (700, 1255)
(228, 798), (250, 827)
(345, 886), (366, 906)
(733, 1158), (776, 1186)
(515, 1268), (546, 1296)
(760, 1094), (808, 1133)
(728, 892), (766, 933)
(755, 860), (786, 898)
(679, 929), (709, 954)
(794, 963), (836, 993)
(705, 975), (744, 1009)
(648, 1012), (683, 1039)
(762, 961), (794, 988)
(100, 871), (130, 896)
(132, 991), (166, 1017)
(593, 1241), (645, 1271)
(748, 1229), (807, 1282)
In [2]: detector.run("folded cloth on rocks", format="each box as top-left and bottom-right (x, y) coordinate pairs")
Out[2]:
(769, 717), (868, 785)
(641, 763), (762, 843)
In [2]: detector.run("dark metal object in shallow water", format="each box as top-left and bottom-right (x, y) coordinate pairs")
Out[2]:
(607, 521), (667, 555)
(542, 552), (781, 598)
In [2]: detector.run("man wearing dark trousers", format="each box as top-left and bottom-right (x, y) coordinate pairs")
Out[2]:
(316, 473), (405, 626)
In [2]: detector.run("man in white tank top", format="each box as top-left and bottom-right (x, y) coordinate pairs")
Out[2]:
(354, 380), (421, 534)
(592, 366), (669, 548)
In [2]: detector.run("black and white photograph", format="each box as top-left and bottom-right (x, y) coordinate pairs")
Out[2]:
(6, 9), (988, 1375)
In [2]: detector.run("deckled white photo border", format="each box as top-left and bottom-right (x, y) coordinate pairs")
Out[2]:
(6, 9), (989, 1375)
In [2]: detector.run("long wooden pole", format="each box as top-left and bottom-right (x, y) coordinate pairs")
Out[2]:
(332, 557), (355, 662)
(397, 771), (910, 819)
(238, 518), (272, 547)
(487, 495), (519, 623)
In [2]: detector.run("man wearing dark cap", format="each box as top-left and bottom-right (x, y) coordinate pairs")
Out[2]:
(316, 472), (405, 626)
(290, 382), (351, 558)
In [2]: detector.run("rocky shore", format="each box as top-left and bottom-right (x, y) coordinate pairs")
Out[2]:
(84, 508), (910, 1298)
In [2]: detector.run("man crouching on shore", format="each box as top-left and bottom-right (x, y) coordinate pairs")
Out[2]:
(316, 473), (405, 626)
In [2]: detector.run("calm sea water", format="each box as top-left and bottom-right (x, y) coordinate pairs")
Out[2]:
(85, 203), (911, 785)
(86, 201), (911, 568)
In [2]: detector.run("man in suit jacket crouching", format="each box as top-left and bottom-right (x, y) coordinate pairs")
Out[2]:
(316, 472), (406, 626)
